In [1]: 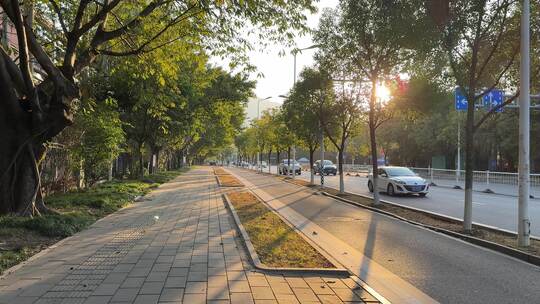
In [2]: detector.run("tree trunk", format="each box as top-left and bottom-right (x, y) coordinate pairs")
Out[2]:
(138, 143), (144, 179)
(463, 100), (475, 233)
(338, 148), (344, 193)
(309, 147), (315, 184)
(268, 149), (272, 173)
(369, 79), (380, 205)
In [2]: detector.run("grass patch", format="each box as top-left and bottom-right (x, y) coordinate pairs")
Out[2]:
(227, 191), (334, 268)
(217, 175), (244, 187)
(0, 169), (187, 274)
(214, 167), (228, 175)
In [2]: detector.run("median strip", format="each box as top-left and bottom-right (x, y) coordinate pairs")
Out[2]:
(224, 191), (346, 273)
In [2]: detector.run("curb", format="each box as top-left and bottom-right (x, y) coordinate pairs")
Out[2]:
(323, 192), (540, 267)
(215, 175), (244, 188)
(222, 193), (350, 276)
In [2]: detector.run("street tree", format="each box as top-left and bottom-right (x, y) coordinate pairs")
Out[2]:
(0, 0), (315, 215)
(314, 0), (421, 203)
(282, 67), (332, 184)
(427, 0), (524, 232)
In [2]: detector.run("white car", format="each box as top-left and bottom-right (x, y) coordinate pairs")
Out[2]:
(368, 166), (429, 197)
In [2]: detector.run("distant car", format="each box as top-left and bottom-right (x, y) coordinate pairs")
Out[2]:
(241, 161), (250, 168)
(368, 166), (429, 197)
(209, 161), (217, 166)
(313, 160), (337, 176)
(258, 161), (268, 169)
(278, 159), (301, 175)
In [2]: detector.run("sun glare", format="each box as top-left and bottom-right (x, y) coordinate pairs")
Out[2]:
(375, 83), (391, 103)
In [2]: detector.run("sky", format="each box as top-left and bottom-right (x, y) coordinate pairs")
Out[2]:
(246, 0), (339, 104)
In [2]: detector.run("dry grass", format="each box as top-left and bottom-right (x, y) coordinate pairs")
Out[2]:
(214, 167), (228, 175)
(228, 191), (334, 268)
(217, 175), (244, 187)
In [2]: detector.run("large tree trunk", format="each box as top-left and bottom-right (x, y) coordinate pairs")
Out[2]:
(0, 86), (72, 216)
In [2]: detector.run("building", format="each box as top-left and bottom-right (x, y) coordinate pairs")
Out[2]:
(243, 96), (281, 127)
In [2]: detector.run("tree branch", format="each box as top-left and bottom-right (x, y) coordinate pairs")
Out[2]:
(47, 0), (68, 34)
(10, 0), (34, 93)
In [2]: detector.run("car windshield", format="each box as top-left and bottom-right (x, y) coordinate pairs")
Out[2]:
(385, 167), (416, 177)
(323, 160), (333, 165)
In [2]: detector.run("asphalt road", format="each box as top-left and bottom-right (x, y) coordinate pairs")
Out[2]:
(262, 165), (540, 236)
(230, 167), (540, 304)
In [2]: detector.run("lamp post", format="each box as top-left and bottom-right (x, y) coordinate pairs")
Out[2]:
(257, 96), (272, 173)
(289, 44), (320, 179)
(518, 0), (530, 247)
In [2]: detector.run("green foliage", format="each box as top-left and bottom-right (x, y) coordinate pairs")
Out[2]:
(72, 97), (125, 183)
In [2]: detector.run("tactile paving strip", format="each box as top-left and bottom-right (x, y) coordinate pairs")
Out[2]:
(40, 214), (159, 300)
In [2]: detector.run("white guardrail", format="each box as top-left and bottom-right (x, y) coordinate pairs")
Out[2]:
(341, 164), (540, 187)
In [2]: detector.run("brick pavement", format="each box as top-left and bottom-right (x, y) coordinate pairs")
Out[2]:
(0, 167), (381, 304)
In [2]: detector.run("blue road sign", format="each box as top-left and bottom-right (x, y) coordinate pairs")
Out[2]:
(455, 88), (468, 111)
(483, 89), (504, 112)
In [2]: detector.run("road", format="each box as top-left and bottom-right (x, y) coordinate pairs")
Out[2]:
(258, 165), (540, 236)
(228, 167), (540, 304)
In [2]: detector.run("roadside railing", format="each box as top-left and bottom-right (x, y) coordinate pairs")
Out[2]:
(409, 167), (540, 187)
(338, 164), (540, 187)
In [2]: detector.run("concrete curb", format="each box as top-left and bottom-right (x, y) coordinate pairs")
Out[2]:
(222, 193), (350, 276)
(323, 192), (540, 267)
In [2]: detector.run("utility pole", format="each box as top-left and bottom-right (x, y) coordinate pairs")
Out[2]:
(518, 0), (531, 247)
(291, 53), (297, 179)
(456, 114), (461, 183)
(319, 123), (325, 188)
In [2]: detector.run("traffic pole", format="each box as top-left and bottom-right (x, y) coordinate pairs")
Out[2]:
(320, 123), (325, 188)
(518, 0), (531, 247)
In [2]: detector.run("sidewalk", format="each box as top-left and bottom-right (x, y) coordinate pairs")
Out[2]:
(0, 167), (379, 304)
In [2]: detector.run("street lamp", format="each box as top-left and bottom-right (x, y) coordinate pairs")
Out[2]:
(518, 0), (530, 247)
(257, 96), (272, 173)
(288, 44), (320, 179)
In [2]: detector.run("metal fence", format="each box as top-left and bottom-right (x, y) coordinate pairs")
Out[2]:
(410, 167), (540, 187)
(340, 164), (540, 187)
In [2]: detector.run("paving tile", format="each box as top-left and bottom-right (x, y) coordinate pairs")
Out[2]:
(110, 288), (139, 302)
(134, 294), (160, 304)
(230, 292), (255, 304)
(229, 280), (251, 293)
(164, 276), (187, 288)
(140, 281), (165, 294)
(292, 288), (319, 302)
(159, 288), (184, 302)
(182, 293), (207, 304)
(92, 283), (120, 296)
(317, 294), (344, 304)
(185, 281), (207, 294)
(121, 277), (145, 288)
(208, 286), (231, 300)
(251, 287), (275, 300)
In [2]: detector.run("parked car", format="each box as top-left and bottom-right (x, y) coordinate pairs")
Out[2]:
(313, 160), (337, 176)
(278, 159), (301, 175)
(367, 166), (429, 197)
(258, 161), (268, 169)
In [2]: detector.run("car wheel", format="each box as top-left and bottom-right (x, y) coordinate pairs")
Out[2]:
(387, 184), (395, 196)
(368, 181), (374, 193)
(419, 193), (427, 197)
(333, 173), (337, 176)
